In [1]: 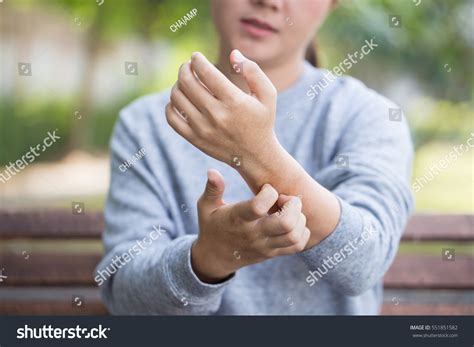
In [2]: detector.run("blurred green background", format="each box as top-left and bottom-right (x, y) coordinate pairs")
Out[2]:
(0, 0), (472, 213)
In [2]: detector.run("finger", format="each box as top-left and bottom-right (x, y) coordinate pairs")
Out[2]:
(260, 207), (305, 237)
(191, 52), (242, 101)
(170, 84), (202, 126)
(277, 195), (302, 226)
(261, 196), (303, 236)
(165, 103), (194, 140)
(273, 227), (311, 256)
(277, 194), (292, 208)
(265, 214), (306, 248)
(178, 62), (220, 114)
(230, 49), (277, 105)
(198, 169), (226, 210)
(232, 184), (278, 221)
(278, 193), (303, 206)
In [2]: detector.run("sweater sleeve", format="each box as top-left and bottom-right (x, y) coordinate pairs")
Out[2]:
(299, 92), (414, 296)
(96, 104), (233, 315)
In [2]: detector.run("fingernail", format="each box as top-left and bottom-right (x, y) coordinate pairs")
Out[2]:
(233, 49), (245, 62)
(207, 170), (214, 183)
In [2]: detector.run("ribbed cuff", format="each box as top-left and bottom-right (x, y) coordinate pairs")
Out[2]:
(163, 235), (234, 305)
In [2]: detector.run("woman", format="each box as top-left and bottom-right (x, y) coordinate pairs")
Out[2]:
(97, 0), (413, 315)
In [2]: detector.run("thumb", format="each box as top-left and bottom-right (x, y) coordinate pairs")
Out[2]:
(230, 49), (277, 105)
(200, 169), (226, 208)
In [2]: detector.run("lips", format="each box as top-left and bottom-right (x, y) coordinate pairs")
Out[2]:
(241, 17), (278, 32)
(240, 17), (278, 38)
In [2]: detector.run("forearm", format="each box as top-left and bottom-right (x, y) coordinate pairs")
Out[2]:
(236, 139), (340, 248)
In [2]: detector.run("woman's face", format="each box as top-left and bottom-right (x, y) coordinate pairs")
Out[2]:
(211, 0), (333, 65)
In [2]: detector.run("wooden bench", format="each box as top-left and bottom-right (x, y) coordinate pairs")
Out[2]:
(0, 211), (473, 315)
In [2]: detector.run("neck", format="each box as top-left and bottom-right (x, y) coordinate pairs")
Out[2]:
(216, 49), (305, 94)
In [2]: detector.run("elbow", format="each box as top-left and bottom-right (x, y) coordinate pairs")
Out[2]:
(99, 280), (124, 315)
(336, 278), (377, 297)
(331, 264), (382, 297)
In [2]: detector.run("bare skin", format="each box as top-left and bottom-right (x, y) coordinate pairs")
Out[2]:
(192, 170), (310, 282)
(166, 0), (339, 282)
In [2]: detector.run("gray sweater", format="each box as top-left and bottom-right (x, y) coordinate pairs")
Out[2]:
(96, 62), (413, 315)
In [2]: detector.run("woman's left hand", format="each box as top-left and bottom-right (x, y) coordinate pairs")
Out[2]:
(166, 50), (280, 169)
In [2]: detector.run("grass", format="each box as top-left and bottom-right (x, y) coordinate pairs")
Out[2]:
(413, 141), (473, 213)
(3, 194), (107, 212)
(399, 241), (474, 256)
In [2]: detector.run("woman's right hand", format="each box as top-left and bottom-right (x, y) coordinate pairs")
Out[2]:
(191, 169), (310, 283)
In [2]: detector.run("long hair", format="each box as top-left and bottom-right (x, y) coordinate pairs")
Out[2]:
(305, 40), (319, 67)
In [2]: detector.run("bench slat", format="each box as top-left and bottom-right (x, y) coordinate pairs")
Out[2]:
(0, 211), (473, 240)
(1, 251), (473, 289)
(1, 287), (472, 315)
(0, 210), (104, 239)
(402, 214), (473, 241)
(0, 286), (107, 315)
(381, 303), (474, 315)
(0, 253), (102, 286)
(3, 301), (473, 315)
(384, 255), (474, 289)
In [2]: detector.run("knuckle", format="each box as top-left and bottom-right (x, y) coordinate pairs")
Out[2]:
(170, 84), (177, 95)
(228, 94), (245, 107)
(165, 106), (175, 124)
(265, 185), (279, 201)
(177, 79), (186, 91)
(178, 68), (193, 87)
(258, 247), (273, 259)
(286, 231), (300, 245)
(268, 85), (277, 99)
(170, 89), (179, 105)
(249, 200), (266, 218)
(293, 197), (302, 211)
(199, 65), (210, 79)
(196, 126), (212, 139)
(215, 115), (228, 130)
(229, 207), (241, 225)
(177, 64), (187, 79)
(247, 60), (259, 74)
(180, 73), (193, 86)
(208, 104), (225, 122)
(228, 208), (237, 224)
(300, 213), (307, 226)
(279, 217), (295, 233)
(294, 241), (306, 253)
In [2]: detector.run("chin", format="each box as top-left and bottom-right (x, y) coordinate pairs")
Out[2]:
(234, 39), (278, 64)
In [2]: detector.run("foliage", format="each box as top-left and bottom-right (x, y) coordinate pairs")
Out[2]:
(1, 0), (472, 164)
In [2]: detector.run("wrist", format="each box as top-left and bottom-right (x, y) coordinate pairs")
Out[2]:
(237, 136), (294, 192)
(191, 238), (235, 284)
